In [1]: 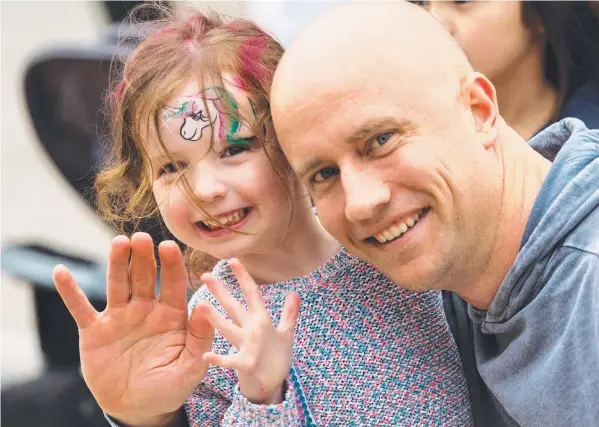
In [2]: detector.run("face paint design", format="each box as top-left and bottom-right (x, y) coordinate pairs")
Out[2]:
(162, 89), (221, 141)
(162, 87), (256, 145)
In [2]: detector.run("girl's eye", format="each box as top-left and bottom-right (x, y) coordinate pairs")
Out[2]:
(375, 131), (394, 146)
(158, 162), (180, 176)
(222, 143), (251, 158)
(312, 166), (340, 183)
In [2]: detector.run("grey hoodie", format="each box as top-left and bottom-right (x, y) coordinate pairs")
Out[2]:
(444, 118), (599, 427)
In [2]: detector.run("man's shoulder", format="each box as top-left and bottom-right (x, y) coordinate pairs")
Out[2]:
(555, 119), (599, 160)
(562, 205), (599, 256)
(531, 118), (599, 162)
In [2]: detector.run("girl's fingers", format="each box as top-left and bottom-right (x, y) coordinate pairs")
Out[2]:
(195, 302), (241, 348)
(53, 265), (98, 330)
(129, 232), (157, 300)
(202, 351), (242, 371)
(106, 235), (132, 308)
(157, 241), (188, 310)
(228, 259), (265, 313)
(201, 273), (246, 326)
(277, 292), (301, 335)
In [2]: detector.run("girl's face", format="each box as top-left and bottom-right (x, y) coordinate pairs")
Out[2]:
(148, 78), (295, 260)
(417, 1), (542, 84)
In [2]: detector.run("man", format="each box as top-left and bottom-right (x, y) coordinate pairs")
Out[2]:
(271, 2), (599, 426)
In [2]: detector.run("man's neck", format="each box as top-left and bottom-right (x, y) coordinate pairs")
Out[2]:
(456, 125), (552, 310)
(239, 207), (341, 285)
(494, 45), (559, 141)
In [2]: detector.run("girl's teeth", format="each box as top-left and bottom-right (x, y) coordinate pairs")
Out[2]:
(202, 209), (247, 230)
(406, 218), (415, 227)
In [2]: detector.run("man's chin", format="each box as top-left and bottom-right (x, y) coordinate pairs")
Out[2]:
(369, 259), (438, 292)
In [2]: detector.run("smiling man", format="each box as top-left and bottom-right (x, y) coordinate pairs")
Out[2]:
(271, 2), (599, 426)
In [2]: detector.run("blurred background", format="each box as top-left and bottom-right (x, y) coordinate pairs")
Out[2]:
(6, 1), (596, 425)
(1, 1), (340, 425)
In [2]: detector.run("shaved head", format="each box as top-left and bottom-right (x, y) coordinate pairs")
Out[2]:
(272, 1), (473, 128)
(269, 1), (517, 295)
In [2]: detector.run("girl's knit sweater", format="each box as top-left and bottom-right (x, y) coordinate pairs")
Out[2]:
(184, 248), (473, 426)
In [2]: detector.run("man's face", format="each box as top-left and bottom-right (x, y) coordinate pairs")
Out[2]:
(276, 75), (501, 291)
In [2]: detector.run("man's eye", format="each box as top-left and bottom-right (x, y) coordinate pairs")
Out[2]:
(312, 166), (340, 183)
(222, 144), (251, 157)
(375, 132), (394, 145)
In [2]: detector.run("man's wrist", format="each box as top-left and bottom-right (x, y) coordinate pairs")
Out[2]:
(109, 408), (184, 427)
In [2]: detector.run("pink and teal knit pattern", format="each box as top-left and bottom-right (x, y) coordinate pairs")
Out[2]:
(185, 248), (473, 426)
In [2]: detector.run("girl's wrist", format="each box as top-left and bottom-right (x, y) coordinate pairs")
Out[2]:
(243, 381), (287, 405)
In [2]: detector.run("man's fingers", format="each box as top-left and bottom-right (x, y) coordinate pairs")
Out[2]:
(201, 273), (246, 326)
(53, 265), (98, 330)
(181, 305), (214, 384)
(106, 235), (131, 308)
(229, 259), (265, 313)
(194, 302), (241, 348)
(186, 303), (215, 359)
(158, 241), (188, 310)
(129, 232), (157, 300)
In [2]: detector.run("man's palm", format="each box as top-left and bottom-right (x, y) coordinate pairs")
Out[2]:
(54, 234), (213, 425)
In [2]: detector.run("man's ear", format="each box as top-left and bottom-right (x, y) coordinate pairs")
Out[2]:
(460, 72), (498, 149)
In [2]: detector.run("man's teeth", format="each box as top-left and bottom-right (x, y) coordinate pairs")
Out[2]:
(375, 211), (422, 243)
(202, 209), (247, 229)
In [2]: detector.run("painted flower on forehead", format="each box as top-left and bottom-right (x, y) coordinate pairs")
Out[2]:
(161, 87), (253, 144)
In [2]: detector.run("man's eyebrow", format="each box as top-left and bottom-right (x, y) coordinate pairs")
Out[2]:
(297, 158), (325, 181)
(345, 118), (417, 144)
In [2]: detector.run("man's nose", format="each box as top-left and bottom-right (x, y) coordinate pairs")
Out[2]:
(342, 164), (390, 223)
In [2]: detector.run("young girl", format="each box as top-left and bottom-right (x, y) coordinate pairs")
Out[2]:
(53, 8), (473, 427)
(414, 1), (599, 138)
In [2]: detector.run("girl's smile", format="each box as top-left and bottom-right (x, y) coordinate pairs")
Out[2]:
(195, 206), (253, 238)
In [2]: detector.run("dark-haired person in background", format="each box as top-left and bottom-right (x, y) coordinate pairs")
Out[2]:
(416, 1), (599, 138)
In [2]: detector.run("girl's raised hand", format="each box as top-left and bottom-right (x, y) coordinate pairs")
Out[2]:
(53, 233), (214, 427)
(199, 259), (300, 405)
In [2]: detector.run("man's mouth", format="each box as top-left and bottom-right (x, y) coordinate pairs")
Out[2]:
(366, 207), (430, 244)
(196, 207), (251, 231)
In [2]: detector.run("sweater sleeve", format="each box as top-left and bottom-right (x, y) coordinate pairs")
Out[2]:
(220, 382), (302, 426)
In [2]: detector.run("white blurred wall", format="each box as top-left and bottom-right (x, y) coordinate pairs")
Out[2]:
(1, 0), (113, 387)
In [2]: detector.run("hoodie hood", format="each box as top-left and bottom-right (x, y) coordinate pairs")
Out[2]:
(470, 118), (599, 324)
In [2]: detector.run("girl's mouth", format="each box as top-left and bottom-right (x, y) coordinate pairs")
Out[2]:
(196, 207), (251, 231)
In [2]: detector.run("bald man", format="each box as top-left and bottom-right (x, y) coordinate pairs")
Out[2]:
(271, 2), (599, 427)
